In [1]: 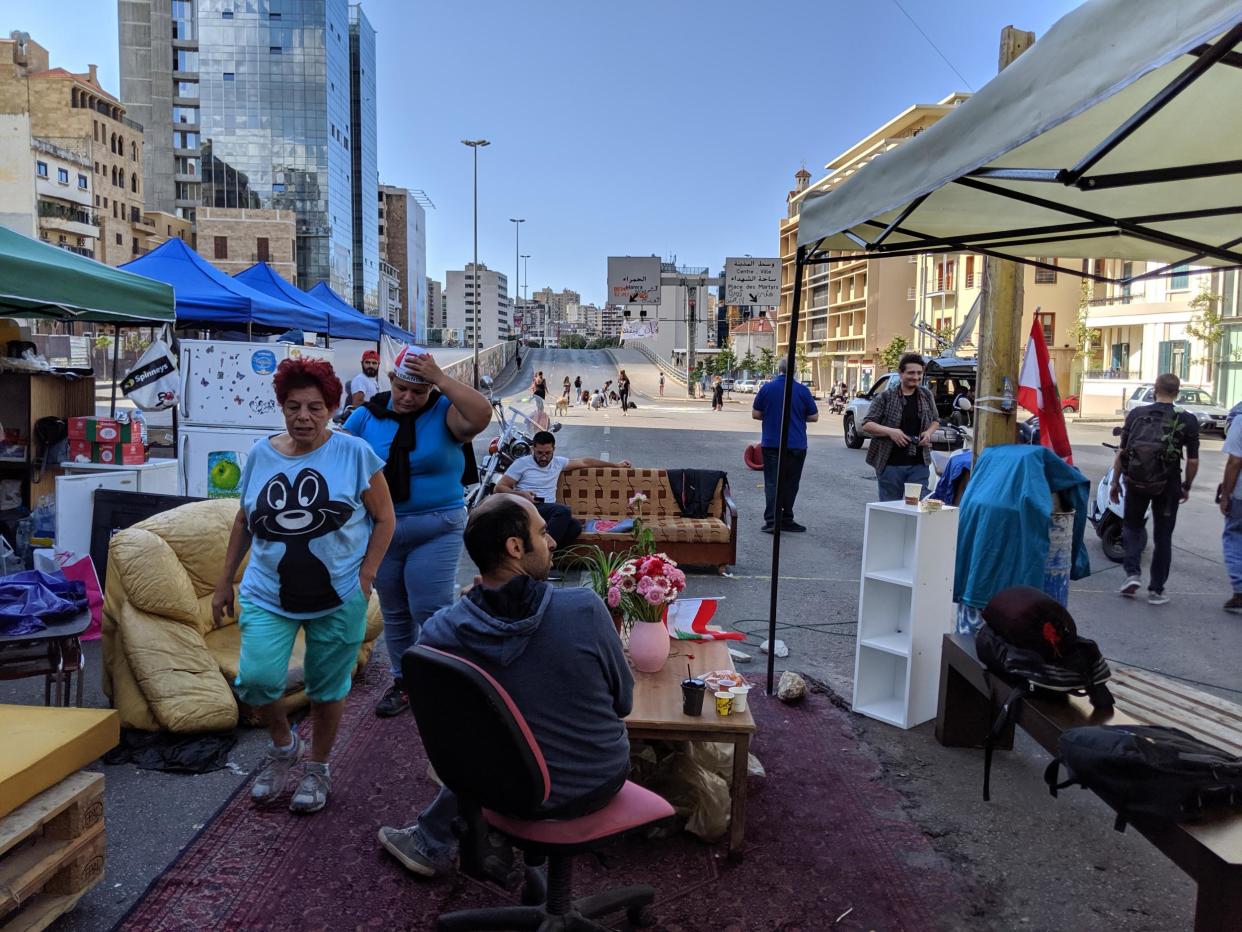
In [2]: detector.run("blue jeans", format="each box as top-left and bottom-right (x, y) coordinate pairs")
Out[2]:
(876, 462), (929, 502)
(412, 786), (459, 868)
(376, 507), (466, 679)
(1224, 501), (1242, 593)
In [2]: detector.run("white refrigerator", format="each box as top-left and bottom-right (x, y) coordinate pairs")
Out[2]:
(177, 340), (334, 498)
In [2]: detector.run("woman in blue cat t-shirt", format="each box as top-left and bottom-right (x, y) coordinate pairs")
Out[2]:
(344, 345), (492, 717)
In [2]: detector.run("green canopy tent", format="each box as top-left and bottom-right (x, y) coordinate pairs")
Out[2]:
(0, 225), (176, 415)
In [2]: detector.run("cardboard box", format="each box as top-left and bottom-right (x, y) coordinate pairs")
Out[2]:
(68, 417), (135, 443)
(92, 442), (145, 465)
(67, 439), (93, 463)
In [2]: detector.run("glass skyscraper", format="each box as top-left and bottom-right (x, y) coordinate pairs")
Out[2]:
(120, 0), (378, 300)
(348, 5), (377, 315)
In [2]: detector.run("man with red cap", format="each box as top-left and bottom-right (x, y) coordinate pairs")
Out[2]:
(349, 349), (381, 408)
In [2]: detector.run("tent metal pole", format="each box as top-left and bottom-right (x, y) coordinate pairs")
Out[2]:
(871, 193), (929, 248)
(1062, 21), (1242, 185)
(1124, 235), (1242, 284)
(766, 244), (809, 697)
(110, 324), (120, 417)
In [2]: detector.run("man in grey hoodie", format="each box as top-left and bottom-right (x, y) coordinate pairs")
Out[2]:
(378, 494), (634, 878)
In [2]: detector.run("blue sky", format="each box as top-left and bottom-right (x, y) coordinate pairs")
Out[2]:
(14, 0), (1081, 305)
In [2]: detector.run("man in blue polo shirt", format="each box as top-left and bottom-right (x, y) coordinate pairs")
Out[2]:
(752, 357), (818, 533)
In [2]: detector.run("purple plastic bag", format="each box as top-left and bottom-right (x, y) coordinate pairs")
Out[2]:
(0, 569), (88, 637)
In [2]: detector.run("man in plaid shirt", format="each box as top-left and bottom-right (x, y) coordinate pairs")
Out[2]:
(862, 353), (940, 501)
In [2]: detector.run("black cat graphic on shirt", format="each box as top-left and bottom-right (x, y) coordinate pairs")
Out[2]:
(249, 467), (353, 614)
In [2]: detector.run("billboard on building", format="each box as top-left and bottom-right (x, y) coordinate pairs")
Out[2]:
(608, 257), (662, 304)
(620, 320), (658, 341)
(724, 257), (781, 306)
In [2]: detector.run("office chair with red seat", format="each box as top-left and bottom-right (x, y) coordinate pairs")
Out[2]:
(403, 644), (675, 931)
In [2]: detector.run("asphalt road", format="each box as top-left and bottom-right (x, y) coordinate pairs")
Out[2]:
(12, 345), (1237, 930)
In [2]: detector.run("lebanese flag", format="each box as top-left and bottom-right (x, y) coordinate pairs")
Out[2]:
(663, 598), (745, 641)
(1017, 317), (1073, 464)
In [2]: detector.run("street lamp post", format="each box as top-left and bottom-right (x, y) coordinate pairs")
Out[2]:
(509, 218), (524, 348)
(520, 253), (530, 344)
(461, 138), (490, 387)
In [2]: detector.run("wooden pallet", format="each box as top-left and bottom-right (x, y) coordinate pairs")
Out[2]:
(0, 771), (105, 932)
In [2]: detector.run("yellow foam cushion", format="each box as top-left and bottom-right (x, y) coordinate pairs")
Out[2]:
(0, 706), (119, 819)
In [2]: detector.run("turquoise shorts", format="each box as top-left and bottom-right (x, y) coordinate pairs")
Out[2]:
(235, 589), (368, 707)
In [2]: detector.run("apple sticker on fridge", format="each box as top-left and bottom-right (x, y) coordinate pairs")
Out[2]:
(251, 350), (277, 375)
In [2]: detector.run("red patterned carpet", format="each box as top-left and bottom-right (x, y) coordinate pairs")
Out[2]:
(118, 657), (968, 931)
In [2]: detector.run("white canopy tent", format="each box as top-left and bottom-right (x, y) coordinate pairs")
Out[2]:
(795, 0), (1242, 278)
(761, 0), (1242, 693)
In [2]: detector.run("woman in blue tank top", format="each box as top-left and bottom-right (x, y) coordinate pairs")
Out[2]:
(344, 345), (492, 716)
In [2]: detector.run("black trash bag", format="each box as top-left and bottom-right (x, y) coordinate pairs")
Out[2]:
(104, 729), (238, 774)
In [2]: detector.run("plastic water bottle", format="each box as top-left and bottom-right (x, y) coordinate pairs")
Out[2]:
(129, 408), (148, 446)
(14, 516), (32, 568)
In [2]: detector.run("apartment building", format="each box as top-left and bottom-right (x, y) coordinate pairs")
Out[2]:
(0, 33), (156, 266)
(730, 317), (775, 365)
(777, 94), (970, 392)
(196, 207), (296, 280)
(378, 185), (428, 335)
(1078, 260), (1221, 415)
(446, 262), (510, 348)
(530, 287), (581, 324)
(426, 277), (447, 330)
(30, 135), (98, 258)
(911, 252), (1083, 395)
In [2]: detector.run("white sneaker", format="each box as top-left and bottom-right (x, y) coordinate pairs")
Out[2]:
(1119, 577), (1142, 596)
(1148, 591), (1169, 606)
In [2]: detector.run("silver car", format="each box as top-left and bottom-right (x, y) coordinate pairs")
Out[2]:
(1124, 385), (1228, 433)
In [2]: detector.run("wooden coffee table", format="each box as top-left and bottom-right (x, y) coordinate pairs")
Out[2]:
(625, 638), (756, 856)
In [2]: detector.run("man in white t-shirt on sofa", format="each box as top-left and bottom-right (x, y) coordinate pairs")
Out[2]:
(495, 430), (630, 551)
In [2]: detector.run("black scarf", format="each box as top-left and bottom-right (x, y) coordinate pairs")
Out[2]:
(364, 390), (478, 503)
(365, 389), (443, 504)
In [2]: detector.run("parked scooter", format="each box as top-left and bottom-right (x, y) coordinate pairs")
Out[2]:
(466, 376), (560, 510)
(1089, 425), (1129, 562)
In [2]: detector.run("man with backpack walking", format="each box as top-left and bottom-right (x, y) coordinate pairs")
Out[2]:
(1111, 372), (1199, 605)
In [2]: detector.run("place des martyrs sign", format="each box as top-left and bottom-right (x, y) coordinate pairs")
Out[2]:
(724, 257), (780, 306)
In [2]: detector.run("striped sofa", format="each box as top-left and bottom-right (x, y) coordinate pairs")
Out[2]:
(556, 467), (737, 572)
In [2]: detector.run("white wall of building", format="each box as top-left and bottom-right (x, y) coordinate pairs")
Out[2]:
(0, 114), (36, 238)
(408, 200), (427, 341)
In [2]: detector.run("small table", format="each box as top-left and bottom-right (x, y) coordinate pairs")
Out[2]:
(625, 639), (756, 856)
(0, 609), (92, 707)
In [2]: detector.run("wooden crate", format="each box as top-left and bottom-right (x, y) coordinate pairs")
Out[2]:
(0, 771), (105, 932)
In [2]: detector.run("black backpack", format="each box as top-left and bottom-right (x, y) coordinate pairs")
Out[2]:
(1044, 725), (1242, 831)
(1122, 407), (1183, 495)
(974, 587), (1114, 801)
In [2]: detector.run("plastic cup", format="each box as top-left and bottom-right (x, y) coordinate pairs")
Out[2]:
(904, 482), (921, 505)
(714, 691), (734, 716)
(681, 678), (706, 716)
(728, 684), (751, 713)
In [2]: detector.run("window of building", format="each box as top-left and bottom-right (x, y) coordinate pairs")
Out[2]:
(172, 106), (198, 124)
(269, 11), (281, 18)
(272, 182), (285, 193)
(173, 49), (198, 72)
(112, 202), (118, 218)
(57, 167), (69, 184)
(256, 237), (269, 262)
(214, 236), (228, 260)
(130, 141), (137, 161)
(95, 194), (100, 206)
(1158, 339), (1190, 379)
(964, 256), (976, 288)
(78, 173), (88, 190)
(270, 46), (282, 55)
(103, 196), (108, 207)
(116, 233), (123, 246)
(1034, 258), (1057, 283)
(172, 131), (199, 149)
(36, 161), (48, 178)
(1037, 312), (1055, 347)
(93, 120), (98, 141)
(132, 237), (139, 254)
(222, 9), (233, 18)
(223, 72), (235, 82)
(131, 174), (138, 193)
(175, 80), (198, 97)
(1170, 265), (1190, 290)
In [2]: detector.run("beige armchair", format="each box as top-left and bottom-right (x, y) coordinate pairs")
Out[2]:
(102, 498), (383, 732)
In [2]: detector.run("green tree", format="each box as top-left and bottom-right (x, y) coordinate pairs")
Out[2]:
(739, 350), (757, 376)
(559, 333), (587, 349)
(1184, 287), (1226, 387)
(757, 347), (776, 377)
(795, 344), (811, 382)
(716, 346), (737, 377)
(878, 335), (908, 373)
(701, 354), (719, 377)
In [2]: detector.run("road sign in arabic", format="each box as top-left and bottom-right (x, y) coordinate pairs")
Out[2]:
(724, 257), (781, 306)
(608, 257), (662, 305)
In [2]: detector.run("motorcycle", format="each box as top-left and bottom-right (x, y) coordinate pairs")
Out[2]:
(1089, 426), (1130, 563)
(466, 376), (560, 510)
(828, 393), (847, 415)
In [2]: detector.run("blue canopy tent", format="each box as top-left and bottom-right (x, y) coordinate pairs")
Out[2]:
(308, 281), (415, 343)
(234, 262), (386, 341)
(120, 239), (327, 333)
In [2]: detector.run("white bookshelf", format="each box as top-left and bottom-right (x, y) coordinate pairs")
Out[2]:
(852, 501), (959, 729)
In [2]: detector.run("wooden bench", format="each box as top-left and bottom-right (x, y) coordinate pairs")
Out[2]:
(936, 632), (1242, 932)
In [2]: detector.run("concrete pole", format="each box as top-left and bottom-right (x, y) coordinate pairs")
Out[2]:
(973, 26), (1036, 462)
(686, 281), (697, 398)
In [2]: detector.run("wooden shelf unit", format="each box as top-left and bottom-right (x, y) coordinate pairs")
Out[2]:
(0, 372), (96, 509)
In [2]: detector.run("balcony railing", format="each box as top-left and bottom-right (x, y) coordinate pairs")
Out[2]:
(1088, 294), (1141, 306)
(37, 200), (99, 227)
(1084, 368), (1138, 380)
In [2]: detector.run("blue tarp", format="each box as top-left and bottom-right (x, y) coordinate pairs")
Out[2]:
(121, 239), (328, 332)
(235, 262), (381, 341)
(309, 281), (415, 343)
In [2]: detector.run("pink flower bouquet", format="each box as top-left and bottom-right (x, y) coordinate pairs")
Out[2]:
(607, 552), (687, 624)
